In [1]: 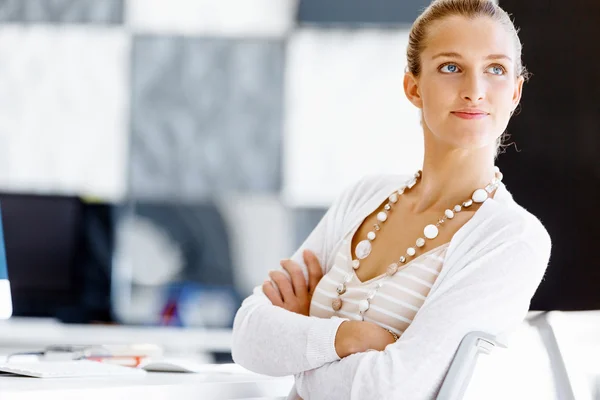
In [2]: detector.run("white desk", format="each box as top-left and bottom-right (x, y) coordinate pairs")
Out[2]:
(0, 318), (232, 355)
(0, 370), (294, 400)
(0, 318), (293, 399)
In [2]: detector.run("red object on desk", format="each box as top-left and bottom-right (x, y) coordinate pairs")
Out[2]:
(86, 356), (147, 368)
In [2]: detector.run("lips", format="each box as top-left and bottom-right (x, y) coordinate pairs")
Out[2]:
(451, 109), (489, 120)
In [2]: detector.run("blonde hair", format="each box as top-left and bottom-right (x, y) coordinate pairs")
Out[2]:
(407, 0), (530, 158)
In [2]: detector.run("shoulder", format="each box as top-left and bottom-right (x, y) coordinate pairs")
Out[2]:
(444, 182), (552, 279)
(327, 173), (413, 234)
(334, 174), (410, 214)
(476, 183), (552, 260)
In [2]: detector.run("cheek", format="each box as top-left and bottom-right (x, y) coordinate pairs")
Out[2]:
(421, 83), (452, 113)
(489, 83), (516, 131)
(491, 80), (517, 109)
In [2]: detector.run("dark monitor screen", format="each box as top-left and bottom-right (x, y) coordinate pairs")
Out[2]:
(0, 193), (84, 316)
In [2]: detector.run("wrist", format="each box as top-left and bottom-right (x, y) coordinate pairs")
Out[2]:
(334, 320), (362, 358)
(385, 329), (399, 342)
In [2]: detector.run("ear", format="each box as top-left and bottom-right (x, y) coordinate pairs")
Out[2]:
(403, 72), (423, 109)
(511, 75), (524, 112)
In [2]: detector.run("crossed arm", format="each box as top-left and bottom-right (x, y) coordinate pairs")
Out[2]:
(263, 249), (397, 357)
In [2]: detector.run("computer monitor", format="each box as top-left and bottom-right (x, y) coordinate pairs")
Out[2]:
(0, 204), (13, 319)
(0, 193), (84, 318)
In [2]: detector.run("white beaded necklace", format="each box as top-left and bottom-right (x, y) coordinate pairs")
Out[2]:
(331, 167), (503, 317)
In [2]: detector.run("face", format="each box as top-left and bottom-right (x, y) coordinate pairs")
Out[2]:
(404, 15), (524, 151)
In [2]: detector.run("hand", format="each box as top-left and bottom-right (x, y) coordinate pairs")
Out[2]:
(335, 320), (397, 358)
(262, 249), (323, 316)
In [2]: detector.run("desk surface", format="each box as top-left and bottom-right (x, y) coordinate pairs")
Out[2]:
(0, 318), (232, 353)
(0, 319), (292, 399)
(0, 370), (294, 400)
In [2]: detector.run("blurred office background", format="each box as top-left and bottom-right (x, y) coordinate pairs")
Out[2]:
(0, 0), (597, 334)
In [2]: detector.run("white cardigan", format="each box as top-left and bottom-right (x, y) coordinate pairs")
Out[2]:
(231, 174), (552, 400)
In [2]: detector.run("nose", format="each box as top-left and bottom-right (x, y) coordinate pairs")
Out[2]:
(460, 73), (485, 103)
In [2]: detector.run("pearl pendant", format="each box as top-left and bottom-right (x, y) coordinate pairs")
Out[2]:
(355, 240), (372, 259)
(377, 212), (388, 222)
(358, 299), (370, 313)
(332, 298), (342, 311)
(472, 189), (488, 203)
(424, 224), (439, 239)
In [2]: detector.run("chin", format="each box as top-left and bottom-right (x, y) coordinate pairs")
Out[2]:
(442, 131), (495, 150)
(427, 119), (497, 149)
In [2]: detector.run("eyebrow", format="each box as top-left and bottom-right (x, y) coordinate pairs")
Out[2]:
(431, 52), (513, 62)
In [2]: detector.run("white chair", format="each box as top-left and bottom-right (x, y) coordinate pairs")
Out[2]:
(437, 312), (560, 400)
(436, 331), (504, 400)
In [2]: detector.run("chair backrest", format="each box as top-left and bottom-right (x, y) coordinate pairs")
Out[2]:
(436, 331), (503, 400)
(437, 312), (561, 400)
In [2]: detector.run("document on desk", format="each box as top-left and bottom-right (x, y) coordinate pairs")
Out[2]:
(139, 360), (256, 375)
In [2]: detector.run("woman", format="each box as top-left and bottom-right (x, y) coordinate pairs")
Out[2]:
(232, 0), (551, 399)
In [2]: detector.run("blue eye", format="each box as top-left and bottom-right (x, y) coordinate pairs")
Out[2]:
(440, 63), (459, 73)
(488, 65), (506, 75)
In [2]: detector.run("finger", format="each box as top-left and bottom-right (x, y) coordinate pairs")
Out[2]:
(269, 271), (295, 303)
(303, 249), (324, 294)
(280, 259), (308, 297)
(262, 280), (284, 307)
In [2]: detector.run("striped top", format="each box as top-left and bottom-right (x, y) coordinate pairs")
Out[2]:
(310, 225), (449, 337)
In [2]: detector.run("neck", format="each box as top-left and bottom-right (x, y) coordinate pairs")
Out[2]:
(408, 140), (498, 215)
